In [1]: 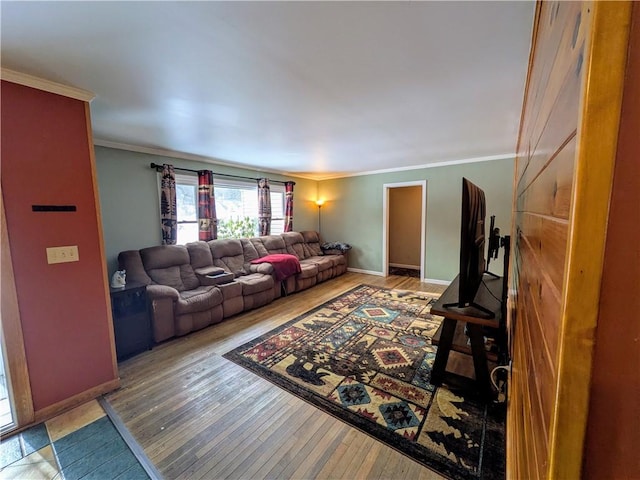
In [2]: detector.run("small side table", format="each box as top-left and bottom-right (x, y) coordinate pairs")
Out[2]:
(110, 282), (153, 361)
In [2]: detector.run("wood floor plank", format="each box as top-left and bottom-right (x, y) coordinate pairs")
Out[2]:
(366, 441), (396, 480)
(223, 401), (325, 479)
(260, 410), (332, 479)
(314, 428), (362, 479)
(353, 439), (383, 480)
(191, 403), (305, 479)
(341, 436), (381, 479)
(105, 273), (451, 479)
(289, 423), (350, 479)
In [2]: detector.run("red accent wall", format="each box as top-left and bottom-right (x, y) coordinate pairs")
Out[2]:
(1, 81), (117, 411)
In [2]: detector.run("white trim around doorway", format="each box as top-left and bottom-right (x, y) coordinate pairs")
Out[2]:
(382, 180), (427, 282)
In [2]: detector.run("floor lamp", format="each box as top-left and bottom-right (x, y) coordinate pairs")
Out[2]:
(315, 199), (325, 233)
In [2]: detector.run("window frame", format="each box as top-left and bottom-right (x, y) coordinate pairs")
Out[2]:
(174, 174), (199, 245)
(171, 174), (286, 245)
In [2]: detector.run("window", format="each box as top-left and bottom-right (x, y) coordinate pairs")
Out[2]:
(175, 175), (198, 245)
(174, 174), (285, 245)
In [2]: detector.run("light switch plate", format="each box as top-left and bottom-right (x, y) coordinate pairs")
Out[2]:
(46, 246), (79, 264)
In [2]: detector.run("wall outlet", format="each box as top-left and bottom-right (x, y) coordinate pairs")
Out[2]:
(46, 246), (79, 264)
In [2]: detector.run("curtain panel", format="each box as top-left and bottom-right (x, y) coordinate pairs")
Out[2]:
(284, 181), (295, 232)
(160, 164), (177, 245)
(197, 170), (218, 241)
(257, 178), (271, 236)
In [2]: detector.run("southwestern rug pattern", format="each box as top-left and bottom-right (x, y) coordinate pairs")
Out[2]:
(223, 284), (505, 480)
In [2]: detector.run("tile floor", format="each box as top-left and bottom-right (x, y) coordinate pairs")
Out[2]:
(0, 400), (150, 480)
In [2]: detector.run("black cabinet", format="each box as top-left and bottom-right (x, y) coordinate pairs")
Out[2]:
(110, 282), (152, 361)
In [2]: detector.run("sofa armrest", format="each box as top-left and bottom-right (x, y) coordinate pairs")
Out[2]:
(194, 266), (232, 285)
(146, 284), (180, 301)
(144, 285), (179, 343)
(194, 266), (226, 276)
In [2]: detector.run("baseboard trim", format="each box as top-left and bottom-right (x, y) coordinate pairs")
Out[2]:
(389, 263), (420, 270)
(34, 378), (120, 424)
(347, 268), (384, 276)
(347, 268), (451, 285)
(424, 278), (452, 286)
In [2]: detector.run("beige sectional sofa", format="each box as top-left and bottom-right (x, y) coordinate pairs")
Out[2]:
(118, 231), (348, 343)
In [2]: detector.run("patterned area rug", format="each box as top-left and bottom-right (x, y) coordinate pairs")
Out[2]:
(223, 284), (505, 480)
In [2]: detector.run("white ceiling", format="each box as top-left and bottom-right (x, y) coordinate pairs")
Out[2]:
(1, 1), (534, 180)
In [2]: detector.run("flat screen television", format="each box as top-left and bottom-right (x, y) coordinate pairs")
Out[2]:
(444, 178), (494, 317)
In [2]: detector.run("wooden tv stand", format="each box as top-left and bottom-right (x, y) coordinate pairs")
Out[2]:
(430, 274), (504, 399)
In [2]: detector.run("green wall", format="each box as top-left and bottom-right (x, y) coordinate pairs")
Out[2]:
(95, 146), (319, 274)
(95, 146), (514, 283)
(317, 158), (514, 282)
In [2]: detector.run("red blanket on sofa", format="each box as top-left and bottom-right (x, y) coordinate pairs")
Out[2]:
(251, 254), (302, 281)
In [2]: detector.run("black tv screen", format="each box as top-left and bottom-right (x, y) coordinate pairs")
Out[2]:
(458, 178), (487, 307)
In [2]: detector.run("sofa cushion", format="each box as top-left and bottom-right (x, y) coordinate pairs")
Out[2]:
(297, 262), (319, 279)
(250, 237), (269, 257)
(301, 231), (323, 256)
(186, 241), (214, 269)
(140, 245), (200, 291)
(235, 273), (274, 295)
(208, 239), (247, 276)
(249, 262), (274, 275)
(141, 245), (189, 270)
(281, 232), (307, 259)
(175, 286), (223, 315)
(242, 240), (276, 275)
(118, 250), (152, 285)
(303, 256), (333, 272)
(146, 265), (183, 291)
(218, 281), (243, 300)
(322, 254), (347, 268)
(257, 235), (287, 255)
(240, 238), (261, 263)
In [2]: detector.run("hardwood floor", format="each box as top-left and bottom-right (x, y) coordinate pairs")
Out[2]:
(105, 273), (454, 479)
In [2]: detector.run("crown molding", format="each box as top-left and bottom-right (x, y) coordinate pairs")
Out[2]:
(93, 139), (320, 181)
(313, 153), (516, 180)
(1, 68), (95, 102)
(93, 139), (515, 183)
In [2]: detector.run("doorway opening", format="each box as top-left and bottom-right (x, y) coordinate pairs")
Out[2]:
(382, 181), (427, 280)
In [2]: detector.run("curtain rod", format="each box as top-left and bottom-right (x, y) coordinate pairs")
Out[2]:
(149, 163), (294, 185)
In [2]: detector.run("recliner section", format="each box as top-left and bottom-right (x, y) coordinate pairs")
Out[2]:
(118, 231), (348, 343)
